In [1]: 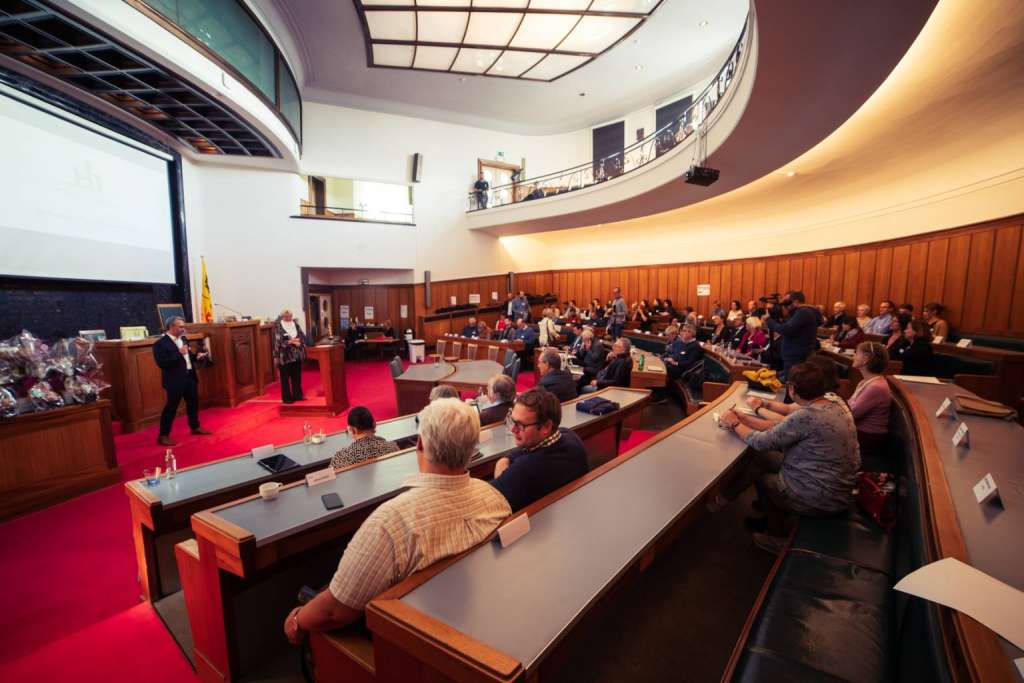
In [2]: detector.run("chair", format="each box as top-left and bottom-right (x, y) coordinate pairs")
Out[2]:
(389, 355), (403, 379)
(487, 346), (499, 362)
(503, 349), (517, 366)
(450, 341), (463, 361)
(466, 344), (478, 360)
(428, 339), (447, 362)
(504, 356), (521, 382)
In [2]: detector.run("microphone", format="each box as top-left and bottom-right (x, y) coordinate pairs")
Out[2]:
(214, 302), (245, 318)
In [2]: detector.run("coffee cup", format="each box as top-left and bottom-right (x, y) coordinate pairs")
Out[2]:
(311, 432), (326, 445)
(259, 482), (282, 500)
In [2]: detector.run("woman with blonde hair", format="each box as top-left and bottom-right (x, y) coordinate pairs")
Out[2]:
(737, 316), (768, 355)
(274, 309), (308, 404)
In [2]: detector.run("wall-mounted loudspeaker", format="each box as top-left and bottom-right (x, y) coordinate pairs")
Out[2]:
(412, 153), (423, 183)
(424, 270), (431, 308)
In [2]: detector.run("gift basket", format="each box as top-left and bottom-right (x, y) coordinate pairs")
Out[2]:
(0, 330), (109, 418)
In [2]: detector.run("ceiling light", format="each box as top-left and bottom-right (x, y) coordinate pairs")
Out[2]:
(786, 170), (796, 177)
(699, 20), (709, 28)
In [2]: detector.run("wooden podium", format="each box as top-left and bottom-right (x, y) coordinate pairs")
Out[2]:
(280, 344), (349, 416)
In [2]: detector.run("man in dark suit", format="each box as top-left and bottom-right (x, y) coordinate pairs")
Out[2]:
(573, 329), (606, 390)
(537, 349), (577, 402)
(664, 323), (704, 380)
(153, 316), (212, 446)
(583, 337), (632, 392)
(460, 317), (478, 338)
(479, 374), (516, 427)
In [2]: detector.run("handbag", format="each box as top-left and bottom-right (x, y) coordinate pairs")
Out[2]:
(854, 472), (897, 531)
(576, 397), (620, 415)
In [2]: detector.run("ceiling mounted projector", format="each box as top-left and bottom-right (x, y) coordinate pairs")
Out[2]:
(684, 165), (720, 186)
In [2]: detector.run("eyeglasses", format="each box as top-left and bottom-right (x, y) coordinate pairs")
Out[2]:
(505, 410), (540, 432)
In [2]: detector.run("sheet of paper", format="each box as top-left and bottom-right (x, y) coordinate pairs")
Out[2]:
(894, 557), (1024, 650)
(894, 375), (944, 384)
(251, 444), (274, 458)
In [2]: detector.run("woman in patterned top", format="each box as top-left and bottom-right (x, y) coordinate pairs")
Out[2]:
(711, 362), (860, 553)
(331, 406), (400, 469)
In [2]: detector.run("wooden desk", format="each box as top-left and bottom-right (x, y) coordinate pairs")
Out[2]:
(124, 412), (421, 602)
(280, 344), (348, 417)
(890, 379), (1024, 679)
(631, 352), (667, 389)
(933, 342), (1024, 408)
(393, 362), (456, 414)
(184, 388), (650, 683)
(349, 383), (747, 682)
(623, 329), (668, 354)
(95, 321), (269, 433)
(440, 360), (504, 393)
(0, 400), (117, 521)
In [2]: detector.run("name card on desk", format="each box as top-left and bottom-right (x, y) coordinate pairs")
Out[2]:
(952, 422), (970, 448)
(957, 338), (973, 348)
(935, 397), (956, 420)
(252, 444), (274, 459)
(305, 467), (336, 488)
(973, 474), (999, 505)
(498, 514), (530, 548)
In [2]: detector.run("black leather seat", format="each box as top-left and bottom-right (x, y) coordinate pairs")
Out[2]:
(932, 353), (993, 379)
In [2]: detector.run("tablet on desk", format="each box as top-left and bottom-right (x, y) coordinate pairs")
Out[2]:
(257, 454), (300, 474)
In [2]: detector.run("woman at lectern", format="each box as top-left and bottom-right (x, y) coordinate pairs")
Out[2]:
(273, 309), (308, 404)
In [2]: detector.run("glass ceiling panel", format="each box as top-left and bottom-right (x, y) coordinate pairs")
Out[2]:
(355, 0), (662, 81)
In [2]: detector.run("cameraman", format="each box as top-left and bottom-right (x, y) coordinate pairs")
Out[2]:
(764, 290), (818, 379)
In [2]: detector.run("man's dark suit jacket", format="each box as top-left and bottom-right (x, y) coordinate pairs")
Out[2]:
(153, 334), (197, 391)
(479, 400), (512, 427)
(539, 369), (578, 402)
(576, 342), (607, 376)
(596, 354), (631, 389)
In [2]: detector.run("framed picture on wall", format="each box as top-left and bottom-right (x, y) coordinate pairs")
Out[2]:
(78, 329), (107, 342)
(156, 303), (186, 331)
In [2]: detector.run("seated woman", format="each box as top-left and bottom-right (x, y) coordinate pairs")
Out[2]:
(710, 363), (860, 553)
(848, 342), (893, 469)
(331, 407), (400, 469)
(651, 297), (664, 315)
(494, 314), (512, 335)
(885, 313), (913, 350)
(632, 301), (651, 331)
(475, 319), (492, 340)
(855, 304), (872, 330)
(709, 315), (727, 345)
(922, 302), (949, 342)
(893, 320), (936, 376)
(831, 314), (865, 349)
(726, 300), (744, 325)
(737, 316), (768, 356)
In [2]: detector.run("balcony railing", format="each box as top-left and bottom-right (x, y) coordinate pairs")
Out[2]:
(467, 15), (749, 212)
(130, 0), (302, 147)
(297, 202), (414, 226)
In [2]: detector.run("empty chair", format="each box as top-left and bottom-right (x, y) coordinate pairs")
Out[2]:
(503, 349), (517, 366)
(428, 339), (447, 362)
(389, 355), (403, 379)
(503, 356), (521, 382)
(487, 346), (499, 362)
(450, 341), (463, 360)
(466, 344), (479, 360)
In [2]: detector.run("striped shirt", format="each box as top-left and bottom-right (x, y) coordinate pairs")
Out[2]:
(328, 472), (511, 610)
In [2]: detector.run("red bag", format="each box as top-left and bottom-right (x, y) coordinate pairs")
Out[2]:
(855, 472), (897, 530)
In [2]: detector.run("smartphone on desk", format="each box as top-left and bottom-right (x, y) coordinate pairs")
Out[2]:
(321, 492), (344, 510)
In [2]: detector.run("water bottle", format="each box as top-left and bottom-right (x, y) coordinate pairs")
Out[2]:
(638, 353), (645, 371)
(303, 421), (312, 444)
(164, 448), (176, 479)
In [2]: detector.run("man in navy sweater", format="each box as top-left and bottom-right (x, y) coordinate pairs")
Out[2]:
(490, 388), (589, 511)
(764, 290), (819, 379)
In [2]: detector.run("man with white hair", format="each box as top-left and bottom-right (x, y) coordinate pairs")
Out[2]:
(283, 399), (510, 643)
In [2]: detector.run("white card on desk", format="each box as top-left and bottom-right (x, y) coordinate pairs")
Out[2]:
(973, 473), (998, 505)
(952, 422), (970, 448)
(935, 397), (955, 419)
(252, 444), (274, 458)
(305, 467), (336, 487)
(498, 513), (530, 548)
(894, 375), (943, 384)
(894, 557), (1024, 650)
(957, 338), (973, 348)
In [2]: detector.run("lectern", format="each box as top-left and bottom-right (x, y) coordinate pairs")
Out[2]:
(280, 344), (348, 416)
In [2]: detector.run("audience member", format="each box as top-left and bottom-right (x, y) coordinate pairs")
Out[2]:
(538, 308), (559, 347)
(727, 300), (744, 325)
(494, 314), (512, 335)
(609, 287), (627, 338)
(885, 313), (913, 350)
(429, 385), (459, 402)
(513, 318), (538, 349)
(893, 320), (936, 376)
(805, 354), (841, 395)
(479, 374), (516, 426)
(897, 303), (914, 317)
(585, 337), (632, 391)
(331, 406), (400, 469)
(631, 300), (651, 331)
(284, 399), (510, 643)
(829, 301), (847, 327)
(848, 342), (892, 467)
(473, 173), (489, 209)
(709, 315), (727, 344)
(663, 298), (681, 321)
(764, 291), (818, 377)
(922, 302), (949, 341)
(574, 329), (607, 389)
(863, 300), (895, 335)
(476, 320), (491, 340)
(831, 314), (865, 349)
(712, 363), (860, 553)
(537, 349), (578, 402)
(490, 389), (589, 512)
(664, 323), (703, 380)
(460, 317), (478, 337)
(510, 291), (530, 322)
(737, 316), (768, 355)
(855, 304), (872, 330)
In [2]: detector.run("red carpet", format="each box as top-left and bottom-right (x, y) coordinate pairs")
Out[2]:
(0, 359), (619, 681)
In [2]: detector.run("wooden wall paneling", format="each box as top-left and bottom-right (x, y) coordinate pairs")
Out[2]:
(857, 249), (877, 309)
(764, 260), (778, 300)
(987, 225), (1021, 334)
(874, 247), (893, 308)
(697, 264), (710, 315)
(710, 264), (723, 311)
(943, 234), (972, 329)
(906, 242), (929, 313)
(961, 230), (995, 331)
(812, 254), (826, 305)
(751, 262), (765, 309)
(802, 255), (817, 302)
(657, 268), (668, 300)
(842, 252), (859, 307)
(1011, 227), (1024, 333)
(923, 239), (948, 308)
(740, 262), (753, 305)
(890, 245), (911, 306)
(828, 253), (845, 306)
(666, 267), (679, 307)
(776, 259), (790, 298)
(788, 257), (802, 295)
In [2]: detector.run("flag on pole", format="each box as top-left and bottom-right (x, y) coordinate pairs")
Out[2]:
(200, 256), (213, 323)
